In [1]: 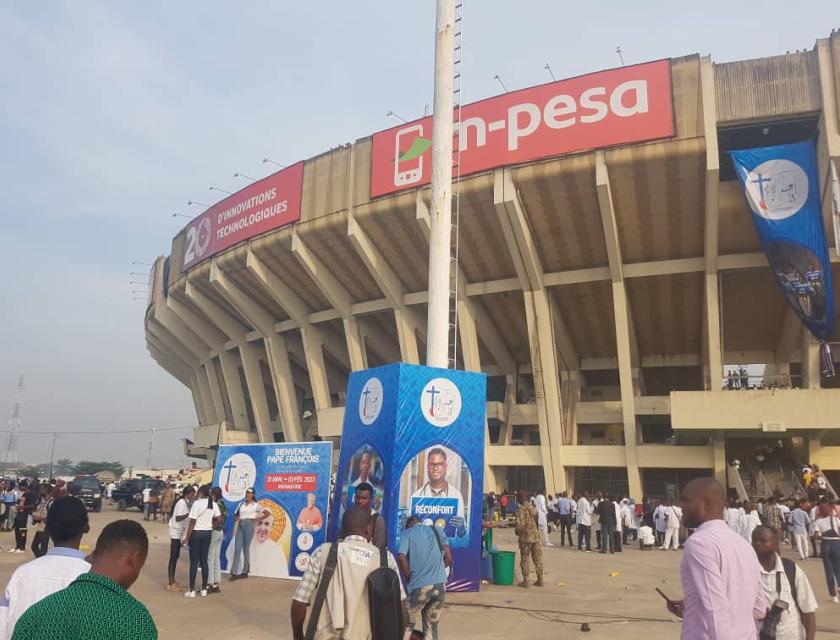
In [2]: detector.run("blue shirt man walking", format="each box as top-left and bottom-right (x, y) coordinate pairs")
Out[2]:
(397, 517), (451, 640)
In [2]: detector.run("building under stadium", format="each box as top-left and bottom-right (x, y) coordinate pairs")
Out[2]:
(144, 32), (840, 500)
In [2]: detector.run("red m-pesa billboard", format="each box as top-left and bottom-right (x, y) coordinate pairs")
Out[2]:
(181, 162), (304, 270)
(370, 59), (674, 198)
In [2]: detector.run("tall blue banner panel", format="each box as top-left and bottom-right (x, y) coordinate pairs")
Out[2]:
(328, 363), (486, 592)
(730, 141), (836, 341)
(213, 441), (333, 580)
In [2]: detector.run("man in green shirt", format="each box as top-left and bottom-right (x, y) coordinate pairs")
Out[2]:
(12, 519), (157, 640)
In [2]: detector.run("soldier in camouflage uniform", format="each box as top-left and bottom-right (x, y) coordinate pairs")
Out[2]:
(514, 491), (543, 587)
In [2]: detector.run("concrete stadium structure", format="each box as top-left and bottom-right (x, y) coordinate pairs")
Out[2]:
(145, 33), (840, 500)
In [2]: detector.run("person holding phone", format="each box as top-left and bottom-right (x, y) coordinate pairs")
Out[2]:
(663, 477), (764, 639)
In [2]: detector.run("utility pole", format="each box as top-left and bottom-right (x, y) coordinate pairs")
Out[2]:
(425, 0), (457, 368)
(48, 432), (57, 480)
(3, 375), (23, 467)
(146, 427), (156, 470)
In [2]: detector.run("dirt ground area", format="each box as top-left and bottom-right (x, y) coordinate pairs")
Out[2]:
(0, 506), (839, 639)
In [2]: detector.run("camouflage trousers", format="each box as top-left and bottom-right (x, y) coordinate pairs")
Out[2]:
(519, 542), (543, 581)
(407, 583), (446, 640)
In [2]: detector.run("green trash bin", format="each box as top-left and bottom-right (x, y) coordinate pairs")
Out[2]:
(491, 550), (515, 585)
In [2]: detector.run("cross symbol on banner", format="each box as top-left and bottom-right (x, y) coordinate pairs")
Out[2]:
(426, 385), (440, 416)
(361, 387), (372, 417)
(751, 173), (772, 210)
(223, 460), (236, 492)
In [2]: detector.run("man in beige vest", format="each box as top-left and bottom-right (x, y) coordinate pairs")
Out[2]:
(291, 506), (405, 639)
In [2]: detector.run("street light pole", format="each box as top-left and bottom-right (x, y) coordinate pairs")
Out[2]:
(425, 0), (456, 369)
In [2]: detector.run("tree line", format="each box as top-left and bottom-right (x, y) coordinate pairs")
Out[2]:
(5, 459), (125, 479)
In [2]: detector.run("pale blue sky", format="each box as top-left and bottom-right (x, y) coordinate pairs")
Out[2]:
(0, 2), (838, 467)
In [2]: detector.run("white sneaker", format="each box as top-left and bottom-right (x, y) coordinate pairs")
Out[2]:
(6, 549), (15, 553)
(184, 591), (196, 598)
(833, 596), (839, 604)
(199, 589), (208, 597)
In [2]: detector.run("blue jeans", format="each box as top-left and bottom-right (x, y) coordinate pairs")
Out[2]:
(208, 530), (224, 585)
(821, 539), (840, 596)
(232, 520), (254, 575)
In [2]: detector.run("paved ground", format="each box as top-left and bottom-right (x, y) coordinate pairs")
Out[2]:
(0, 507), (839, 639)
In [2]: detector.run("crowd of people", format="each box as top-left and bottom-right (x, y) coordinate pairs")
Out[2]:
(503, 480), (825, 640)
(1, 470), (839, 639)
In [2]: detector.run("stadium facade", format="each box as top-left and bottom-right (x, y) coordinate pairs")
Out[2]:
(145, 32), (840, 499)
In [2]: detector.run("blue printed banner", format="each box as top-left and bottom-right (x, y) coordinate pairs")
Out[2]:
(328, 363), (486, 592)
(730, 141), (836, 341)
(213, 441), (332, 580)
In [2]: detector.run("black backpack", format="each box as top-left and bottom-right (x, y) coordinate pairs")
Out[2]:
(366, 547), (404, 640)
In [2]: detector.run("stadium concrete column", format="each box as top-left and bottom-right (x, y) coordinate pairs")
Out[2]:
(713, 433), (727, 485)
(189, 371), (211, 427)
(150, 302), (224, 424)
(146, 341), (192, 387)
(595, 151), (642, 500)
(289, 231), (371, 371)
(815, 37), (840, 197)
(184, 279), (251, 431)
(245, 249), (336, 412)
(701, 56), (723, 391)
(165, 293), (231, 415)
(802, 331), (821, 389)
(493, 167), (567, 494)
(347, 213), (424, 364)
(208, 260), (297, 443)
(194, 366), (219, 424)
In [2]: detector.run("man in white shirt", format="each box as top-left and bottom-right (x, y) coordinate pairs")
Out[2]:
(724, 497), (743, 533)
(576, 492), (593, 552)
(0, 496), (90, 639)
(661, 499), (682, 551)
(752, 526), (817, 640)
(142, 486), (152, 521)
(535, 490), (552, 546)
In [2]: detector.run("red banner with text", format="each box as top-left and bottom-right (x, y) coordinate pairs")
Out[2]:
(181, 162), (304, 270)
(370, 60), (673, 198)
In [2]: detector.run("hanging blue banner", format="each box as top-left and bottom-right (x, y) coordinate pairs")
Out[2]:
(730, 141), (835, 341)
(328, 363), (486, 592)
(213, 441), (332, 580)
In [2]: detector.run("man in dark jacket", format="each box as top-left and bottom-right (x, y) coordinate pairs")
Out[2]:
(596, 496), (618, 553)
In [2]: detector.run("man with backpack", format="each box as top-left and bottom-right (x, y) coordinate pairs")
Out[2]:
(291, 506), (405, 640)
(397, 517), (451, 640)
(751, 526), (817, 640)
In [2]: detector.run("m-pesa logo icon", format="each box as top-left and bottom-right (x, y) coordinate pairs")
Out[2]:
(371, 59), (673, 198)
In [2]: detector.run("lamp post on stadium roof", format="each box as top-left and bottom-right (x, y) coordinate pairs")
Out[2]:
(132, 261), (152, 266)
(425, 0), (456, 369)
(209, 186), (232, 195)
(233, 172), (256, 182)
(187, 200), (209, 208)
(171, 212), (192, 219)
(262, 158), (285, 168)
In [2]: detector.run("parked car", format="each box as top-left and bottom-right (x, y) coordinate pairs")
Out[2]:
(67, 475), (103, 512)
(111, 477), (165, 512)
